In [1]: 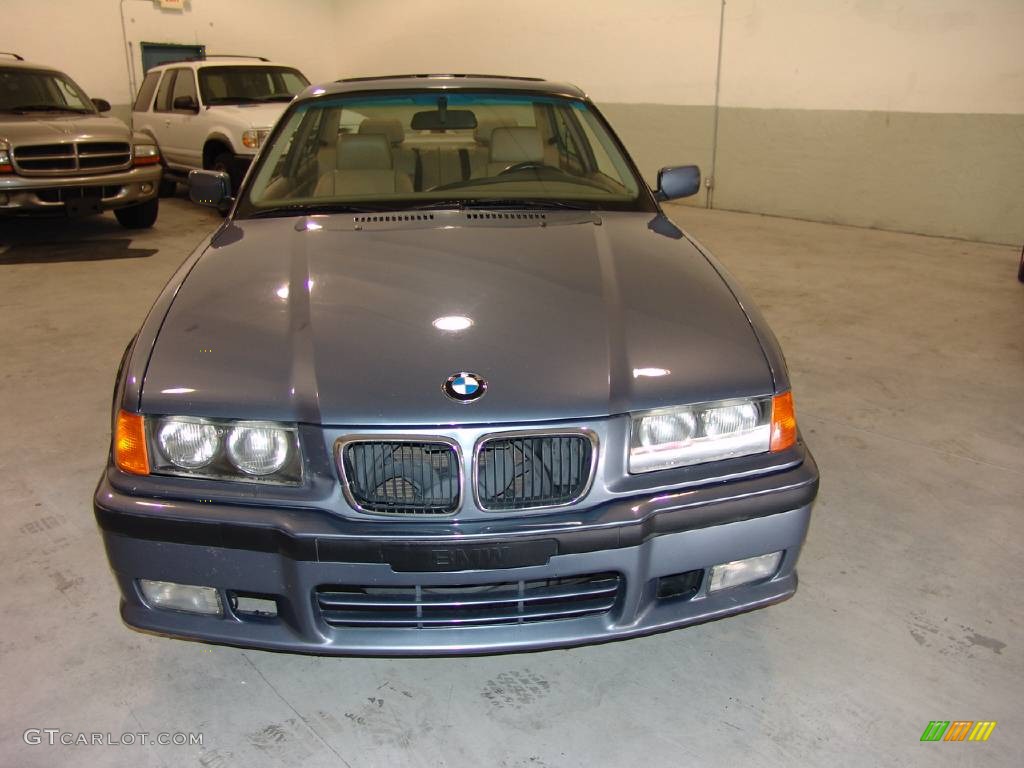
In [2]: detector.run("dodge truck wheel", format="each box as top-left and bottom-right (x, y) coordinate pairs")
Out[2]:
(114, 198), (159, 229)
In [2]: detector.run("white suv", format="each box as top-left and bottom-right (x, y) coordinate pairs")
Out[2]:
(132, 56), (308, 195)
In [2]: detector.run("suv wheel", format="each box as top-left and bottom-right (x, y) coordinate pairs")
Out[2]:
(211, 151), (242, 193)
(114, 198), (159, 229)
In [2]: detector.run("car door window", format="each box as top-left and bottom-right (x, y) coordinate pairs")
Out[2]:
(134, 71), (161, 112)
(170, 68), (198, 111)
(154, 70), (177, 113)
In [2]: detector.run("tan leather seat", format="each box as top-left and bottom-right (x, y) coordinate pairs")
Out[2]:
(487, 127), (545, 176)
(315, 134), (413, 197)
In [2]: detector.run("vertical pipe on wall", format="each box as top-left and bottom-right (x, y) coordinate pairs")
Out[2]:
(119, 0), (136, 105)
(707, 0), (726, 209)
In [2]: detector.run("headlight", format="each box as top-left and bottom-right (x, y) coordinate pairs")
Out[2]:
(157, 417), (219, 469)
(629, 396), (774, 473)
(242, 129), (270, 149)
(226, 423), (290, 475)
(0, 141), (12, 172)
(146, 415), (301, 484)
(132, 143), (160, 166)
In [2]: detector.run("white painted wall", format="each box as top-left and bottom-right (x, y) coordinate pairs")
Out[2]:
(7, 1), (1020, 115)
(720, 0), (1024, 114)
(332, 0), (722, 105)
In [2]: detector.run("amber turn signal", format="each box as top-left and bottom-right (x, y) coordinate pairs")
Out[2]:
(115, 410), (150, 475)
(770, 391), (797, 452)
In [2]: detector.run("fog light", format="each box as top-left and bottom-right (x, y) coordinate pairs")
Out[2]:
(139, 579), (223, 615)
(708, 551), (782, 592)
(0, 192), (9, 205)
(140, 182), (152, 194)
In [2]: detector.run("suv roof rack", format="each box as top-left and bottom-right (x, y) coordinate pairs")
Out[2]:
(0, 52), (24, 61)
(187, 54), (270, 62)
(337, 73), (545, 83)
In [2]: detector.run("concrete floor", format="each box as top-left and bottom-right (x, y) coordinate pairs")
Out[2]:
(1, 198), (1021, 768)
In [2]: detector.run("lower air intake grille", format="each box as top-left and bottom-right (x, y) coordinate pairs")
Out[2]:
(316, 572), (621, 628)
(476, 433), (595, 511)
(340, 439), (460, 515)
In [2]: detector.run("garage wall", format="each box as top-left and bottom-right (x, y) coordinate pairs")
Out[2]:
(714, 0), (1024, 245)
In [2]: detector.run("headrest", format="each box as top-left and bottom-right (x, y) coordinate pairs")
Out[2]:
(474, 117), (513, 145)
(358, 118), (405, 146)
(336, 134), (393, 171)
(489, 127), (544, 164)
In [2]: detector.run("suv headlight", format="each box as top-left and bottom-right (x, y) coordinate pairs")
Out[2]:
(242, 129), (270, 149)
(132, 142), (160, 166)
(113, 412), (302, 484)
(629, 394), (795, 473)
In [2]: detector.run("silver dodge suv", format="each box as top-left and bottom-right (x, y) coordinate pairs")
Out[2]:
(0, 54), (161, 228)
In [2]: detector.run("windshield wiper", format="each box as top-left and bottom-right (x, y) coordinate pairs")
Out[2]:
(247, 202), (388, 218)
(6, 104), (92, 114)
(257, 95), (295, 103)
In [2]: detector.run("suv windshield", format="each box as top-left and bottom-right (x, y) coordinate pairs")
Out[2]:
(0, 67), (94, 114)
(239, 91), (654, 216)
(198, 66), (309, 105)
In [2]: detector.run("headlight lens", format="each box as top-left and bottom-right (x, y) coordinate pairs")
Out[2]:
(157, 417), (220, 469)
(629, 397), (772, 473)
(148, 416), (301, 484)
(132, 143), (160, 166)
(226, 423), (290, 475)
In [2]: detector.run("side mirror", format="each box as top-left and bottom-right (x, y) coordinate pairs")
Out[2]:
(189, 169), (232, 209)
(656, 165), (701, 201)
(91, 97), (111, 113)
(173, 95), (200, 113)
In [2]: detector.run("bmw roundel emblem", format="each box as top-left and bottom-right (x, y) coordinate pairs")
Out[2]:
(443, 372), (487, 403)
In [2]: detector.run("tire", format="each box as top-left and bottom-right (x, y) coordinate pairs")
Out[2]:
(158, 176), (177, 197)
(211, 151), (242, 194)
(114, 197), (159, 229)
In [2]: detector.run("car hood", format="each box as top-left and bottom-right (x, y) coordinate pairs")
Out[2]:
(141, 211), (773, 425)
(0, 113), (130, 144)
(207, 102), (290, 128)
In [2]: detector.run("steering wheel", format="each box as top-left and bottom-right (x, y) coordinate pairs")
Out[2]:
(498, 161), (549, 175)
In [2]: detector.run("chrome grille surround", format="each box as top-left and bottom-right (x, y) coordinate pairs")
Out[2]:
(12, 141), (132, 176)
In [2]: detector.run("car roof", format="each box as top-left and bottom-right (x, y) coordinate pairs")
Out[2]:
(148, 57), (288, 71)
(0, 58), (64, 72)
(302, 74), (587, 100)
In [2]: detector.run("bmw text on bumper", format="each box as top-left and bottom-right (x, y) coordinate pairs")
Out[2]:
(95, 75), (819, 655)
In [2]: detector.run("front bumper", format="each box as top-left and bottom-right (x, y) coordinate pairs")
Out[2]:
(0, 165), (161, 215)
(94, 453), (818, 655)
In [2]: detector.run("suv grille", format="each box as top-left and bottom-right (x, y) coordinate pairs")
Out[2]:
(340, 440), (460, 515)
(12, 141), (132, 176)
(316, 572), (621, 628)
(476, 433), (595, 511)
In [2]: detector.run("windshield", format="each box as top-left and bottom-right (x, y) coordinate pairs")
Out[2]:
(0, 67), (94, 113)
(238, 91), (654, 216)
(198, 66), (309, 105)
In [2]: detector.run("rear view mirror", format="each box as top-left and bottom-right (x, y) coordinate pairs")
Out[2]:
(189, 169), (231, 209)
(173, 95), (200, 113)
(91, 98), (111, 113)
(410, 109), (477, 131)
(656, 165), (701, 201)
